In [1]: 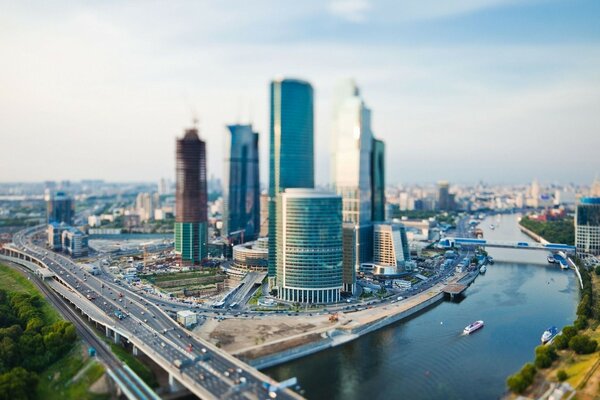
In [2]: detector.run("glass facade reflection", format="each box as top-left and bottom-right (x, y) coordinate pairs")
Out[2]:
(371, 138), (386, 222)
(576, 197), (600, 255)
(268, 78), (314, 287)
(223, 124), (260, 241)
(278, 189), (343, 304)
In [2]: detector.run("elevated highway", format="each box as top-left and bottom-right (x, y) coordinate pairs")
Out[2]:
(1, 226), (303, 400)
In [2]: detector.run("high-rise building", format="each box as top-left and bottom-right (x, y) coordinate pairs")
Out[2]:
(259, 192), (269, 237)
(437, 181), (452, 211)
(174, 126), (208, 264)
(223, 124), (260, 242)
(591, 176), (600, 197)
(136, 192), (159, 222)
(373, 223), (410, 268)
(61, 227), (89, 257)
(277, 189), (343, 304)
(331, 79), (372, 225)
(371, 138), (386, 221)
(45, 191), (74, 225)
(575, 197), (600, 255)
(331, 80), (376, 294)
(268, 78), (314, 288)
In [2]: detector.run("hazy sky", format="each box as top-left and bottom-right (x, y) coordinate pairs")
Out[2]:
(1, 0), (599, 186)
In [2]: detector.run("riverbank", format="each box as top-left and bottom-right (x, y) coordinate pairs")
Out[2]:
(195, 267), (478, 370)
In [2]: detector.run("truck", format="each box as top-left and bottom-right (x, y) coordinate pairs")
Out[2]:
(173, 359), (183, 369)
(88, 347), (96, 357)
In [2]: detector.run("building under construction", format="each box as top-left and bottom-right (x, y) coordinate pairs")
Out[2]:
(174, 126), (208, 265)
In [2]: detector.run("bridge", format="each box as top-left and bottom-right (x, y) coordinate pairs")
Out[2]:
(437, 237), (576, 254)
(1, 226), (302, 400)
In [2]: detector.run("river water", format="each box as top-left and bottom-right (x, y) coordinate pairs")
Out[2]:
(265, 214), (578, 400)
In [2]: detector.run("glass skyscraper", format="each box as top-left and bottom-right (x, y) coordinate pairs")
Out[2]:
(223, 124), (260, 242)
(278, 189), (343, 304)
(268, 78), (314, 289)
(46, 191), (74, 225)
(371, 137), (386, 222)
(576, 197), (600, 255)
(174, 127), (208, 264)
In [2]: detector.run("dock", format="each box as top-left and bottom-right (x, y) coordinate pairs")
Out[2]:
(442, 283), (468, 299)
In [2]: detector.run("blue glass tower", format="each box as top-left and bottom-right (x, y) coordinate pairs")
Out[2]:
(223, 124), (260, 242)
(268, 78), (314, 289)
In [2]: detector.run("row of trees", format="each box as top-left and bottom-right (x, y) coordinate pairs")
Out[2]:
(520, 217), (575, 245)
(0, 290), (77, 400)
(507, 258), (598, 394)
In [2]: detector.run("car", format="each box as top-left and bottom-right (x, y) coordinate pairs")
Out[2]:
(144, 319), (148, 323)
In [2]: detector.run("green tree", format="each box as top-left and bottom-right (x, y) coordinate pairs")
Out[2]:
(557, 370), (568, 382)
(0, 367), (38, 400)
(562, 326), (577, 339)
(568, 335), (598, 355)
(553, 334), (569, 350)
(595, 265), (600, 276)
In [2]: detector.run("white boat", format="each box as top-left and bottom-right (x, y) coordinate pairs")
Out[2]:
(464, 320), (484, 334)
(541, 326), (559, 344)
(479, 265), (487, 274)
(489, 224), (495, 230)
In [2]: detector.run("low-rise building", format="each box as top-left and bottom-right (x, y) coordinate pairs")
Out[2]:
(47, 222), (68, 250)
(177, 310), (198, 328)
(61, 227), (89, 257)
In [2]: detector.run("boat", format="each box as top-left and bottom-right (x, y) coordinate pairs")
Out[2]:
(560, 260), (569, 270)
(463, 320), (484, 334)
(479, 265), (487, 274)
(489, 224), (495, 230)
(547, 254), (557, 264)
(541, 326), (559, 344)
(487, 256), (494, 265)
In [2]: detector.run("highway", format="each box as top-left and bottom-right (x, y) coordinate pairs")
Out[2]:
(4, 260), (159, 400)
(8, 226), (302, 400)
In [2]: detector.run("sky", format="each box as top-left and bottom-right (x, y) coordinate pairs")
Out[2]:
(1, 0), (599, 186)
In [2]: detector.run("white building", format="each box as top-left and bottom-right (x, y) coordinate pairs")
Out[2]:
(373, 223), (410, 268)
(177, 310), (198, 328)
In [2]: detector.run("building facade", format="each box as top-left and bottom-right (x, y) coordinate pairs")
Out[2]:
(268, 78), (315, 288)
(277, 189), (343, 304)
(576, 197), (600, 255)
(371, 138), (386, 222)
(174, 126), (208, 264)
(223, 124), (260, 242)
(373, 223), (410, 268)
(61, 227), (89, 257)
(46, 191), (74, 225)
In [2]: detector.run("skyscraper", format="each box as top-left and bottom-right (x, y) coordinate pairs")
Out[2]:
(268, 78), (314, 289)
(45, 190), (74, 225)
(278, 189), (343, 304)
(223, 124), (260, 242)
(437, 181), (452, 211)
(174, 126), (208, 265)
(575, 197), (600, 255)
(373, 223), (410, 268)
(331, 80), (375, 294)
(371, 137), (386, 222)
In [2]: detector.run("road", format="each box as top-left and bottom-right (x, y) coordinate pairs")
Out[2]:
(4, 260), (159, 400)
(10, 226), (302, 400)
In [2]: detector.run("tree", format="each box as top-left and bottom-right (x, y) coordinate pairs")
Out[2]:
(595, 265), (600, 276)
(553, 334), (569, 350)
(535, 353), (552, 369)
(569, 335), (597, 355)
(0, 367), (38, 400)
(562, 326), (577, 339)
(557, 370), (568, 382)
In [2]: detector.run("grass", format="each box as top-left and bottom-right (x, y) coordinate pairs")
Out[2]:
(109, 342), (158, 388)
(0, 263), (59, 324)
(36, 346), (108, 400)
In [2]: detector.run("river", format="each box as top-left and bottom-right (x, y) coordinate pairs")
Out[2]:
(264, 214), (578, 400)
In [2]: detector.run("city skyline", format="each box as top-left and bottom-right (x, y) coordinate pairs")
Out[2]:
(1, 1), (599, 185)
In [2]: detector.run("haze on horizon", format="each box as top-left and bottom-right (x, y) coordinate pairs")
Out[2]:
(1, 0), (599, 186)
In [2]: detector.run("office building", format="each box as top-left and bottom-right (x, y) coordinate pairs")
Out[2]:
(136, 192), (160, 222)
(342, 223), (373, 293)
(229, 238), (269, 279)
(47, 222), (68, 250)
(575, 197), (600, 255)
(331, 79), (372, 225)
(259, 192), (269, 237)
(174, 126), (208, 265)
(277, 189), (343, 304)
(223, 124), (260, 242)
(268, 78), (314, 288)
(61, 227), (89, 257)
(437, 181), (453, 211)
(46, 191), (74, 225)
(373, 223), (410, 268)
(371, 138), (386, 222)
